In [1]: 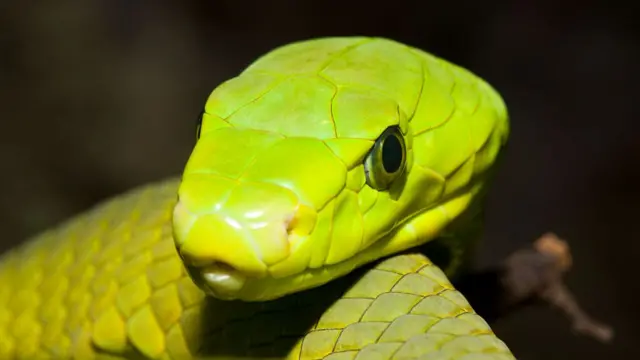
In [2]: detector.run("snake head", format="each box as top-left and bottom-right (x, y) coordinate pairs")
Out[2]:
(172, 37), (509, 301)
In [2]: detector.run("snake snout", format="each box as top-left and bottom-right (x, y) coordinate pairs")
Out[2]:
(172, 178), (319, 299)
(193, 204), (317, 299)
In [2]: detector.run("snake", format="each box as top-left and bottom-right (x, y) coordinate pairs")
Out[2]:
(0, 37), (514, 359)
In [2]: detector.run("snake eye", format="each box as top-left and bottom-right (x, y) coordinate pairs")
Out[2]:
(364, 126), (407, 190)
(195, 111), (204, 140)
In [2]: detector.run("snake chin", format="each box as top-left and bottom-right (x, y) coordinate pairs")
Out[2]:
(198, 262), (248, 299)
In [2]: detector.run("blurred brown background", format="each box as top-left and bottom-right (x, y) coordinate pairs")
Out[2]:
(1, 1), (638, 359)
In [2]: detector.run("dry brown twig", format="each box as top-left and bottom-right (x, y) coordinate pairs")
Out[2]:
(501, 232), (614, 343)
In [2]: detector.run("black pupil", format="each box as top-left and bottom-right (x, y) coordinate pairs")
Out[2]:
(381, 134), (403, 173)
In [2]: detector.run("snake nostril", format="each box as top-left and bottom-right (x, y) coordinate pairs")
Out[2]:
(286, 204), (317, 236)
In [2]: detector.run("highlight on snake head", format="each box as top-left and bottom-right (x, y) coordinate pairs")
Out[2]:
(171, 37), (509, 301)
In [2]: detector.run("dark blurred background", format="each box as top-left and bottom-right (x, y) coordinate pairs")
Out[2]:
(1, 1), (637, 359)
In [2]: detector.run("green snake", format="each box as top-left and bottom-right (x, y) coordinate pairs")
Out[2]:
(0, 37), (513, 359)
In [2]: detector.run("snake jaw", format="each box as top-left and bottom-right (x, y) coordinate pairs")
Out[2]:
(200, 262), (248, 299)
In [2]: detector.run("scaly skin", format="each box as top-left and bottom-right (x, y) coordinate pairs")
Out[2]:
(0, 37), (514, 359)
